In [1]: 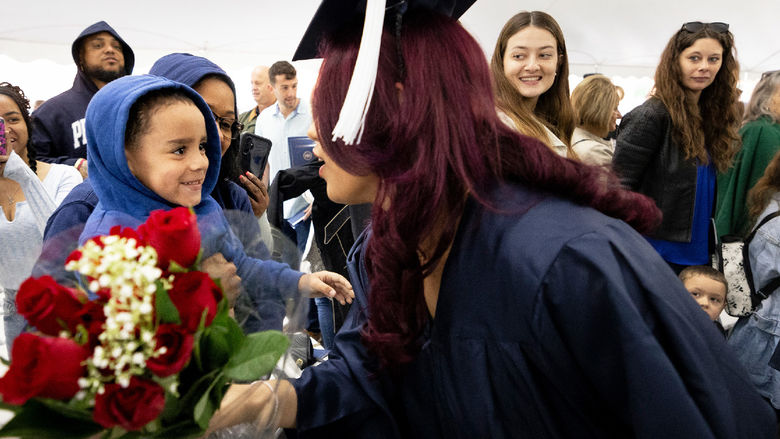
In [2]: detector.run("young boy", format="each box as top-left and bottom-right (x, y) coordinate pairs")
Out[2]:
(679, 265), (728, 332)
(79, 75), (352, 331)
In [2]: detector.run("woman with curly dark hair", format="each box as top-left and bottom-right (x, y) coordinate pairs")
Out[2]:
(207, 4), (773, 437)
(0, 82), (82, 356)
(613, 21), (741, 272)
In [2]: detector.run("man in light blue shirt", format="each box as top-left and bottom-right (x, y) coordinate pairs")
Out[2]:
(255, 61), (313, 250)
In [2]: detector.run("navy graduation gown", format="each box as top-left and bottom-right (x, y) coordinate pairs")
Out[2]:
(293, 183), (775, 438)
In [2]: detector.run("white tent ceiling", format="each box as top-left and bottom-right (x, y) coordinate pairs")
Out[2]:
(1, 0), (778, 110)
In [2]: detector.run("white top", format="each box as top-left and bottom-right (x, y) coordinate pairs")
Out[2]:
(255, 99), (314, 218)
(571, 127), (615, 167)
(496, 109), (568, 158)
(0, 152), (82, 291)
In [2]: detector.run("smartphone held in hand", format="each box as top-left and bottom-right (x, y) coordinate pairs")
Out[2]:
(238, 132), (272, 179)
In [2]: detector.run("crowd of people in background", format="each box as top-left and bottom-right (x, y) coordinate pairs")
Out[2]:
(2, 2), (780, 437)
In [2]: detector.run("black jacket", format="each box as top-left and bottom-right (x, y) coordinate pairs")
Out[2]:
(31, 21), (134, 165)
(613, 98), (698, 242)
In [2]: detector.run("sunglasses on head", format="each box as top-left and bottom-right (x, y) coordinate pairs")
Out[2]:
(761, 70), (780, 81)
(680, 22), (729, 33)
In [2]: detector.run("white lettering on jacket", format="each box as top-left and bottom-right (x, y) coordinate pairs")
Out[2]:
(71, 118), (87, 149)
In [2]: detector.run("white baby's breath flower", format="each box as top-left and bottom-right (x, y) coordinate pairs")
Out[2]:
(75, 234), (178, 404)
(139, 302), (153, 315)
(132, 352), (146, 366)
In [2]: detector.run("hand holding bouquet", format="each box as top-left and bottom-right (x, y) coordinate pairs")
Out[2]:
(0, 207), (288, 438)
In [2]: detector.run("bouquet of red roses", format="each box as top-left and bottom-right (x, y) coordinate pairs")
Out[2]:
(0, 207), (288, 438)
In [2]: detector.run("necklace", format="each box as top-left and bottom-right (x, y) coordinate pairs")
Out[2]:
(2, 181), (21, 206)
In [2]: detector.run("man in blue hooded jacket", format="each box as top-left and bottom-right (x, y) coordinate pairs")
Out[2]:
(31, 21), (134, 175)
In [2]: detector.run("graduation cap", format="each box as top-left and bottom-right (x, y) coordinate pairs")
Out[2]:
(293, 0), (476, 145)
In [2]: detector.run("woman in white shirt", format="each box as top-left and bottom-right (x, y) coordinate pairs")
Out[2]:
(570, 74), (623, 167)
(490, 11), (575, 158)
(0, 82), (82, 358)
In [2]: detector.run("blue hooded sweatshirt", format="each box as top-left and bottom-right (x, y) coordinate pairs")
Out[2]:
(32, 21), (135, 165)
(148, 53), (253, 216)
(40, 53), (268, 264)
(80, 75), (300, 330)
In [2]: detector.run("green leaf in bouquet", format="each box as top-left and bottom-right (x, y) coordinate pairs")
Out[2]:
(148, 420), (204, 439)
(191, 248), (204, 270)
(224, 330), (289, 382)
(0, 398), (102, 438)
(154, 280), (181, 325)
(161, 368), (219, 424)
(193, 372), (229, 429)
(167, 259), (189, 274)
(198, 325), (233, 371)
(197, 309), (244, 371)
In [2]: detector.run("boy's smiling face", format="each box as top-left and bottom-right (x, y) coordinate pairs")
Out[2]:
(126, 100), (209, 207)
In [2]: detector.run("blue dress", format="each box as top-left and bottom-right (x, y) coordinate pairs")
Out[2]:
(292, 183), (775, 438)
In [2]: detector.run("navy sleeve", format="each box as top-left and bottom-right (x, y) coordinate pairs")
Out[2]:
(292, 293), (397, 437)
(33, 182), (99, 280)
(535, 223), (776, 438)
(31, 115), (79, 166)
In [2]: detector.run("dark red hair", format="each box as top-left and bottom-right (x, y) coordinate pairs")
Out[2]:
(313, 10), (660, 369)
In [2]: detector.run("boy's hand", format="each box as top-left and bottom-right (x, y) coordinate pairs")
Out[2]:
(298, 271), (354, 305)
(201, 252), (241, 306)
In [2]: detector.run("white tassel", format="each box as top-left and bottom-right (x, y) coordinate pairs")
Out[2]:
(331, 0), (387, 145)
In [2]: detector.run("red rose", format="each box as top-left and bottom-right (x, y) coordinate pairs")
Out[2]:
(147, 324), (194, 377)
(0, 334), (89, 404)
(93, 377), (165, 431)
(109, 225), (147, 246)
(138, 207), (200, 270)
(64, 249), (82, 265)
(168, 271), (222, 332)
(76, 300), (107, 348)
(15, 276), (85, 335)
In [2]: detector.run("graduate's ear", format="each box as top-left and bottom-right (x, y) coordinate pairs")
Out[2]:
(395, 82), (404, 104)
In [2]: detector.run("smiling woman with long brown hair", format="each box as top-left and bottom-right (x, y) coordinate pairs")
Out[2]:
(490, 11), (576, 158)
(613, 21), (740, 273)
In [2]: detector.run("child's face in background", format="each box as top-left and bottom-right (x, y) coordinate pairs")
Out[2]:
(126, 101), (209, 207)
(683, 276), (727, 321)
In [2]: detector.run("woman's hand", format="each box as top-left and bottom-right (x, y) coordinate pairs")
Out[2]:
(299, 271), (354, 305)
(239, 171), (269, 218)
(206, 380), (298, 435)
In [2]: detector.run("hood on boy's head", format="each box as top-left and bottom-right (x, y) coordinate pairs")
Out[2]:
(85, 74), (222, 218)
(72, 21), (135, 75)
(149, 53), (237, 114)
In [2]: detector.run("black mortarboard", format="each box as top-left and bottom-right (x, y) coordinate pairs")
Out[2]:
(293, 0), (475, 61)
(292, 0), (476, 145)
